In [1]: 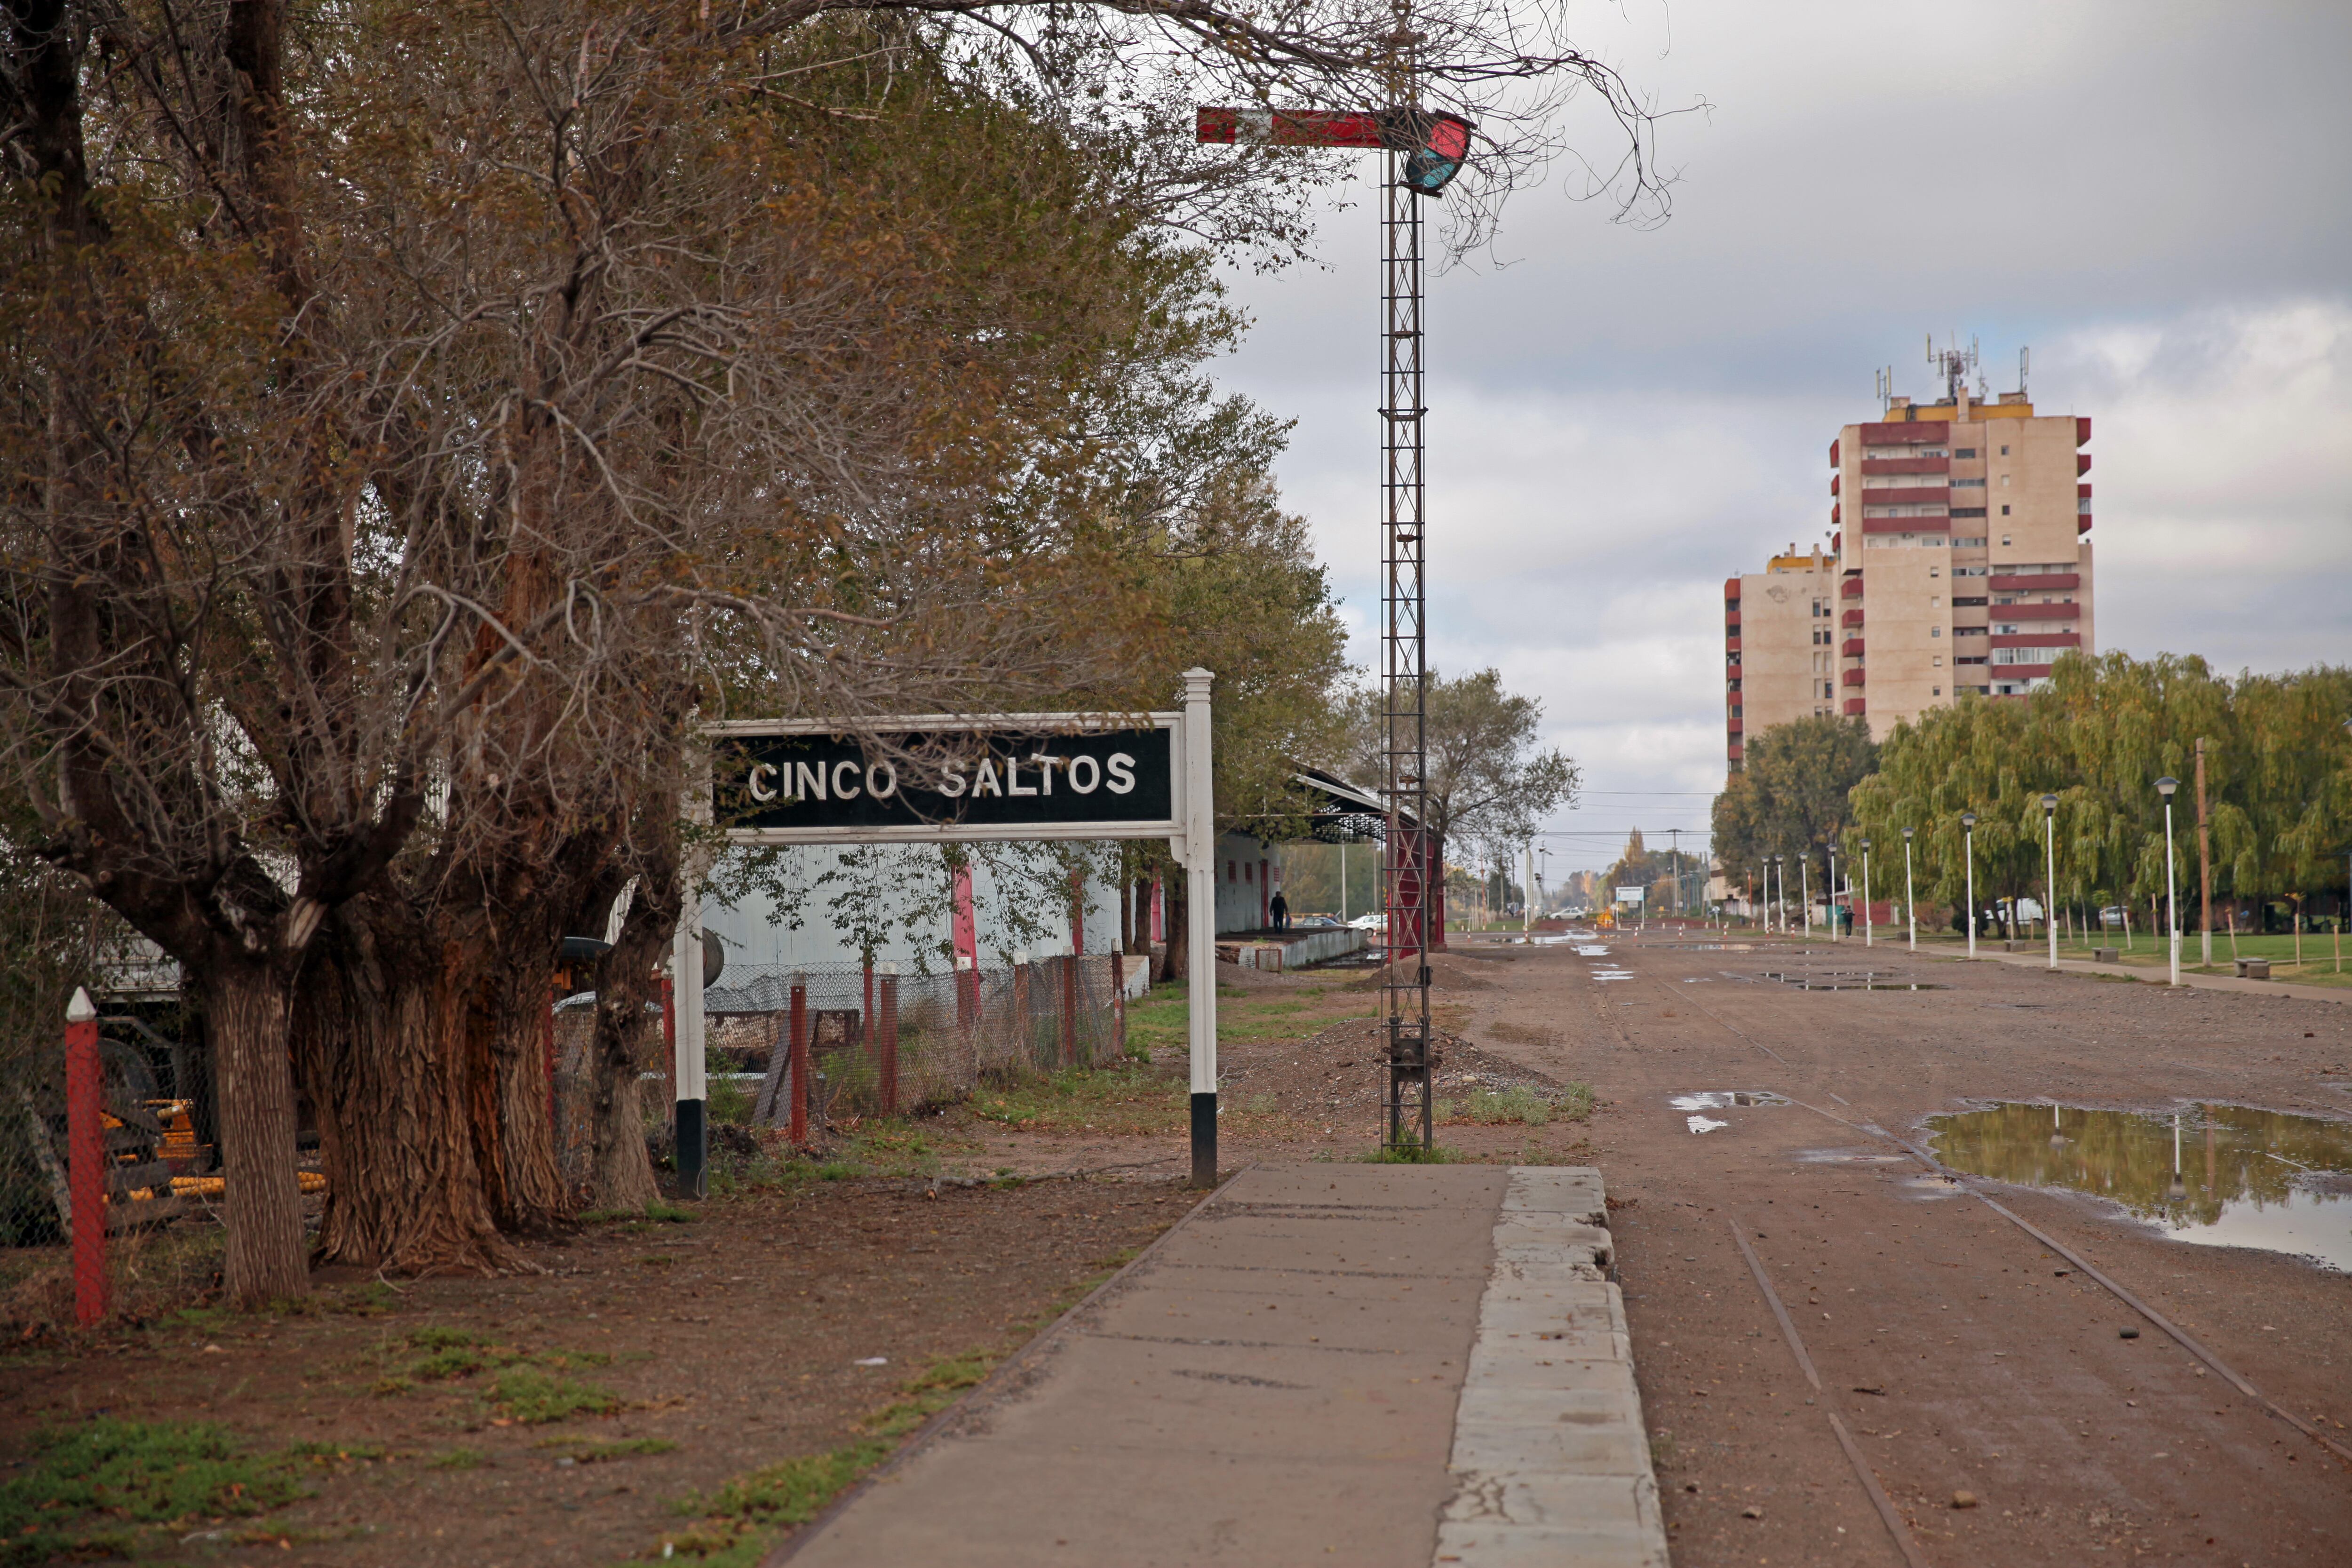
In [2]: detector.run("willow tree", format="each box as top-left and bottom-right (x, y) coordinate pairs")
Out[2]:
(3, 0), (1671, 1301)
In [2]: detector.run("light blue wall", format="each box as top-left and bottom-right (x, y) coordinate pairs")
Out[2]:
(700, 844), (1124, 976)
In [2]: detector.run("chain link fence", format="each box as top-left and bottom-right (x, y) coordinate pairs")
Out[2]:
(551, 953), (1136, 1186)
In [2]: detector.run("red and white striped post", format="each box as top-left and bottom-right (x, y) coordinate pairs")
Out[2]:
(65, 987), (106, 1327)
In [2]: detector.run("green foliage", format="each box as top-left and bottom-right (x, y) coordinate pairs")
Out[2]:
(427, 1447), (487, 1470)
(1346, 669), (1581, 859)
(1361, 1142), (1465, 1164)
(968, 1060), (1184, 1136)
(1848, 653), (2352, 929)
(1712, 716), (1881, 902)
(486, 1369), (624, 1424)
(658, 1350), (1001, 1562)
(1438, 1083), (1595, 1126)
(579, 1202), (699, 1226)
(0, 1419), (307, 1565)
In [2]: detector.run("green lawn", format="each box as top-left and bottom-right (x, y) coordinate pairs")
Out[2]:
(1126, 980), (1375, 1059)
(1902, 926), (2352, 987)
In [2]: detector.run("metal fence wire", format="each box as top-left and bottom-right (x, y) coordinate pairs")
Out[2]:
(550, 954), (1132, 1184)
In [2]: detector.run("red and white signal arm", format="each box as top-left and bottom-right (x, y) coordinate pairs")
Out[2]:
(1197, 107), (1474, 195)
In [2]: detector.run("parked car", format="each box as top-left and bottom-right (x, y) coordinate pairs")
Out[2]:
(1347, 912), (1388, 931)
(1291, 915), (1343, 930)
(2099, 906), (2127, 927)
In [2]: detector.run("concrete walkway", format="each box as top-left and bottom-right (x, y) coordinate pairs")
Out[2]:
(773, 1165), (1663, 1568)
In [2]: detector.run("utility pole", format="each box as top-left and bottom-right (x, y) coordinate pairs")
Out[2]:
(2194, 737), (2212, 970)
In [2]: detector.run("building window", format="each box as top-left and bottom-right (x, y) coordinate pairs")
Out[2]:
(1933, 655), (1944, 667)
(2000, 445), (2010, 455)
(1227, 860), (1236, 882)
(1244, 862), (1254, 884)
(1955, 448), (1978, 458)
(2001, 534), (2013, 546)
(1931, 626), (1942, 637)
(2001, 505), (2011, 516)
(1933, 686), (1943, 696)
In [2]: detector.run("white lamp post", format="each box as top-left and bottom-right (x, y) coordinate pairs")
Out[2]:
(1860, 838), (1874, 948)
(2042, 792), (2060, 971)
(1901, 827), (1916, 952)
(2157, 775), (2181, 987)
(1800, 854), (1811, 941)
(1961, 812), (1978, 960)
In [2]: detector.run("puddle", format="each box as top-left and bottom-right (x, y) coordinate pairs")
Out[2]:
(1796, 1148), (1909, 1165)
(1669, 944), (1754, 953)
(1929, 1102), (2352, 1271)
(1762, 971), (1947, 991)
(1593, 970), (1636, 983)
(1687, 1115), (1730, 1134)
(1574, 945), (1612, 957)
(1670, 1091), (1791, 1110)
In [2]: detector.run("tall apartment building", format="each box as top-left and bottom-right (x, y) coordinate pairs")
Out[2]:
(1724, 374), (2094, 766)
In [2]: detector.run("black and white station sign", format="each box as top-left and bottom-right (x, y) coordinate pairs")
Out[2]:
(710, 722), (1177, 842)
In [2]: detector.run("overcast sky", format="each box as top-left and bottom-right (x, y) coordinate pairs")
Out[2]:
(1209, 0), (2352, 876)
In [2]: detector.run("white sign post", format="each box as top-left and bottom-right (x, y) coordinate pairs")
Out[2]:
(678, 670), (1222, 1190)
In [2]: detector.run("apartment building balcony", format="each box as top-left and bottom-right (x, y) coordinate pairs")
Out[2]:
(1724, 610), (1740, 628)
(1840, 637), (1866, 658)
(1990, 631), (2082, 651)
(1861, 422), (1948, 446)
(1860, 517), (1951, 533)
(1989, 601), (2078, 621)
(1841, 607), (1864, 626)
(1830, 472), (1839, 496)
(1842, 697), (1867, 716)
(1989, 573), (2079, 592)
(1841, 577), (1863, 598)
(1859, 455), (1949, 477)
(1860, 486), (1950, 506)
(1841, 668), (1866, 686)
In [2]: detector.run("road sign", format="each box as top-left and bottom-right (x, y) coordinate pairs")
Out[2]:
(709, 718), (1178, 844)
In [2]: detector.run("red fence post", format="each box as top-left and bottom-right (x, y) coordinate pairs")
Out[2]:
(66, 987), (106, 1328)
(878, 969), (899, 1116)
(787, 977), (810, 1146)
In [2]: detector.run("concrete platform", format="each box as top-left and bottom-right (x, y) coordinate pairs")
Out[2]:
(772, 1164), (1664, 1568)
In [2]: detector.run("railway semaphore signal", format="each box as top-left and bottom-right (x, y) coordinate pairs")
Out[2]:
(1197, 49), (1470, 1154)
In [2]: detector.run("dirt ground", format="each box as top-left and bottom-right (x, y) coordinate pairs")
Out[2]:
(1444, 929), (2352, 1567)
(15, 937), (2345, 1566)
(0, 1178), (1178, 1565)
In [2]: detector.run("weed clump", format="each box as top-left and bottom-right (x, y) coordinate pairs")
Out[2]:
(0, 1419), (308, 1562)
(1438, 1082), (1595, 1127)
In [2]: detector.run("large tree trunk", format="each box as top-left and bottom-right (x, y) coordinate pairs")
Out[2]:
(201, 955), (310, 1306)
(465, 929), (571, 1236)
(585, 855), (679, 1212)
(299, 905), (516, 1274)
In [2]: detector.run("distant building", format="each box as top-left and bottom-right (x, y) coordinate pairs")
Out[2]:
(1724, 367), (2094, 765)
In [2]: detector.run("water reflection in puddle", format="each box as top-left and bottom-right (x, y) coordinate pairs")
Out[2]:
(1573, 945), (1612, 956)
(1762, 971), (1947, 991)
(1686, 1115), (1730, 1134)
(1670, 1091), (1791, 1110)
(1929, 1102), (2352, 1271)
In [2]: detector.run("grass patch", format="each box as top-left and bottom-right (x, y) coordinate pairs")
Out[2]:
(967, 1060), (1184, 1136)
(538, 1436), (678, 1463)
(487, 1368), (624, 1424)
(0, 1419), (310, 1565)
(427, 1447), (487, 1470)
(1360, 1142), (1465, 1164)
(654, 1350), (1002, 1562)
(1438, 1082), (1596, 1127)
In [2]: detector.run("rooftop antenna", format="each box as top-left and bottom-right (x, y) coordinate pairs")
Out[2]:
(1875, 365), (1893, 413)
(2016, 345), (2031, 398)
(1927, 333), (1979, 402)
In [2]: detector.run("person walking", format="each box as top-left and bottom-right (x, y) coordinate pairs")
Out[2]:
(1268, 888), (1289, 931)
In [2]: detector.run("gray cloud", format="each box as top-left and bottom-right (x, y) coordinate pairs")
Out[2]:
(1210, 0), (2352, 873)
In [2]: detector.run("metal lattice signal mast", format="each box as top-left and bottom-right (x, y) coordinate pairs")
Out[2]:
(1196, 23), (1472, 1154)
(1379, 18), (1434, 1152)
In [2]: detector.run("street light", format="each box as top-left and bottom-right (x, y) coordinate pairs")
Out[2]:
(1860, 838), (1874, 948)
(1799, 853), (1812, 942)
(2041, 792), (2060, 970)
(2157, 776), (2181, 987)
(1961, 812), (1978, 960)
(1902, 826), (1917, 952)
(1771, 854), (1785, 934)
